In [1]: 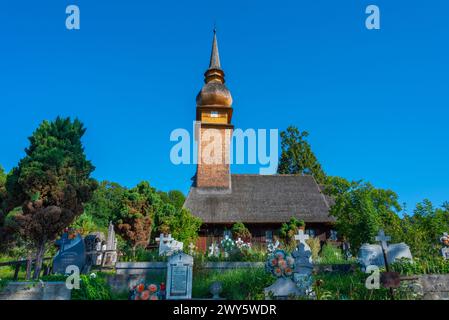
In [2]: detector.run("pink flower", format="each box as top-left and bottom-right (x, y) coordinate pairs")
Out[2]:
(148, 284), (157, 293)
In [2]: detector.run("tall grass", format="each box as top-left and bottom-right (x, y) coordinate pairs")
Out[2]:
(192, 268), (275, 300)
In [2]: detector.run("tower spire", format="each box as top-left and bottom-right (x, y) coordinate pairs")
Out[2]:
(209, 28), (221, 70)
(205, 28), (225, 84)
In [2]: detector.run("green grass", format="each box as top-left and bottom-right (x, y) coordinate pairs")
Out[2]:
(192, 268), (275, 300)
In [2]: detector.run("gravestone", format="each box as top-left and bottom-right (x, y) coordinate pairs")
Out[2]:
(358, 243), (412, 270)
(188, 242), (196, 255)
(84, 232), (105, 271)
(103, 222), (118, 266)
(292, 230), (314, 296)
(329, 230), (338, 241)
(342, 241), (352, 260)
(166, 252), (193, 300)
(386, 243), (413, 263)
(156, 234), (184, 256)
(208, 242), (219, 257)
(264, 277), (301, 299)
(210, 281), (224, 300)
(440, 233), (449, 260)
(53, 232), (86, 274)
(266, 239), (280, 253)
(441, 248), (449, 260)
(264, 230), (314, 299)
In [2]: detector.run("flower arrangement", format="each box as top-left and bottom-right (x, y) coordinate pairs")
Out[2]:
(221, 236), (236, 254)
(440, 232), (449, 247)
(235, 238), (252, 251)
(266, 249), (295, 278)
(129, 280), (161, 300)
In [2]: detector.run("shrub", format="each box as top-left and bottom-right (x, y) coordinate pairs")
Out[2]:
(319, 243), (345, 265)
(280, 217), (305, 248)
(71, 274), (112, 300)
(391, 256), (449, 275)
(306, 237), (321, 261)
(232, 222), (252, 241)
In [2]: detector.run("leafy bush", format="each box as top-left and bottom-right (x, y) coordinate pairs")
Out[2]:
(192, 268), (275, 300)
(391, 256), (449, 275)
(71, 274), (112, 300)
(280, 217), (305, 250)
(306, 237), (320, 261)
(318, 243), (346, 265)
(232, 222), (252, 240)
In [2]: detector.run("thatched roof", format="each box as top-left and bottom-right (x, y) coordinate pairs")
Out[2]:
(184, 174), (335, 224)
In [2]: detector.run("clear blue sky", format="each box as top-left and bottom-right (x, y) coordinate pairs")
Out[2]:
(0, 1), (448, 212)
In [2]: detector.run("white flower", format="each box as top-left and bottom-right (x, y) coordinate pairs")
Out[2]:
(90, 273), (97, 279)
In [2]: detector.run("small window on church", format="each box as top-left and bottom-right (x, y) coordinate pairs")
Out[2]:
(211, 111), (219, 118)
(265, 230), (273, 241)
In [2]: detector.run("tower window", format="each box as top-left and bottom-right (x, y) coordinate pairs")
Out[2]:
(211, 111), (219, 118)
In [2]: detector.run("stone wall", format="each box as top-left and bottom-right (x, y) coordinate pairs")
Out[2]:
(419, 275), (449, 300)
(0, 282), (71, 300)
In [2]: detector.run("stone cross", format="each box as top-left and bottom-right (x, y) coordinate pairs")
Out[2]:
(375, 229), (391, 250)
(188, 242), (196, 255)
(294, 229), (309, 244)
(208, 243), (219, 257)
(156, 233), (173, 244)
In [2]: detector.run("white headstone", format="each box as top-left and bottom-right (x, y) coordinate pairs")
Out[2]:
(156, 233), (184, 256)
(358, 242), (413, 270)
(166, 253), (193, 300)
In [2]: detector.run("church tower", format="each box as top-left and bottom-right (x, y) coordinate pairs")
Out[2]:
(195, 30), (233, 189)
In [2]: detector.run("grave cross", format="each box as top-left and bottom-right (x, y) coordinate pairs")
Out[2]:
(188, 242), (196, 255)
(374, 229), (395, 300)
(375, 229), (391, 250)
(294, 229), (309, 244)
(208, 243), (219, 257)
(156, 233), (173, 244)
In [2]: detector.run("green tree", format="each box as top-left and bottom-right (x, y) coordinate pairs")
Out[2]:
(158, 190), (186, 211)
(326, 176), (402, 253)
(277, 126), (326, 184)
(83, 181), (126, 228)
(400, 200), (449, 258)
(0, 165), (17, 253)
(280, 217), (305, 248)
(114, 181), (155, 253)
(232, 222), (252, 241)
(4, 117), (97, 278)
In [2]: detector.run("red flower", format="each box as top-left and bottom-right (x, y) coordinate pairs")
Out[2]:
(148, 284), (157, 293)
(140, 290), (150, 300)
(137, 283), (145, 293)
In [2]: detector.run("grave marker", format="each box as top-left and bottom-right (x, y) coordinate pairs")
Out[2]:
(166, 252), (193, 300)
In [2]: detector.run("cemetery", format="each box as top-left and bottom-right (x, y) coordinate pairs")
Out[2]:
(2, 219), (449, 300)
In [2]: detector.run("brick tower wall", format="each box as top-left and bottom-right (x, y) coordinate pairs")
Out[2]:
(196, 126), (232, 189)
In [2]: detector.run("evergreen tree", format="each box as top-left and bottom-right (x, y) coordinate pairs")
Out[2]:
(277, 126), (326, 184)
(5, 117), (97, 278)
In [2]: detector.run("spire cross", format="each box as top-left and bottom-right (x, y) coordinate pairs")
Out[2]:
(375, 229), (391, 250)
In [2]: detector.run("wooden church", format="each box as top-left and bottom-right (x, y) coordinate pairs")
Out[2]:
(184, 31), (335, 251)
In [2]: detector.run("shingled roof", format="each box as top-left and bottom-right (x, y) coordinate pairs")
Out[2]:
(184, 174), (335, 224)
